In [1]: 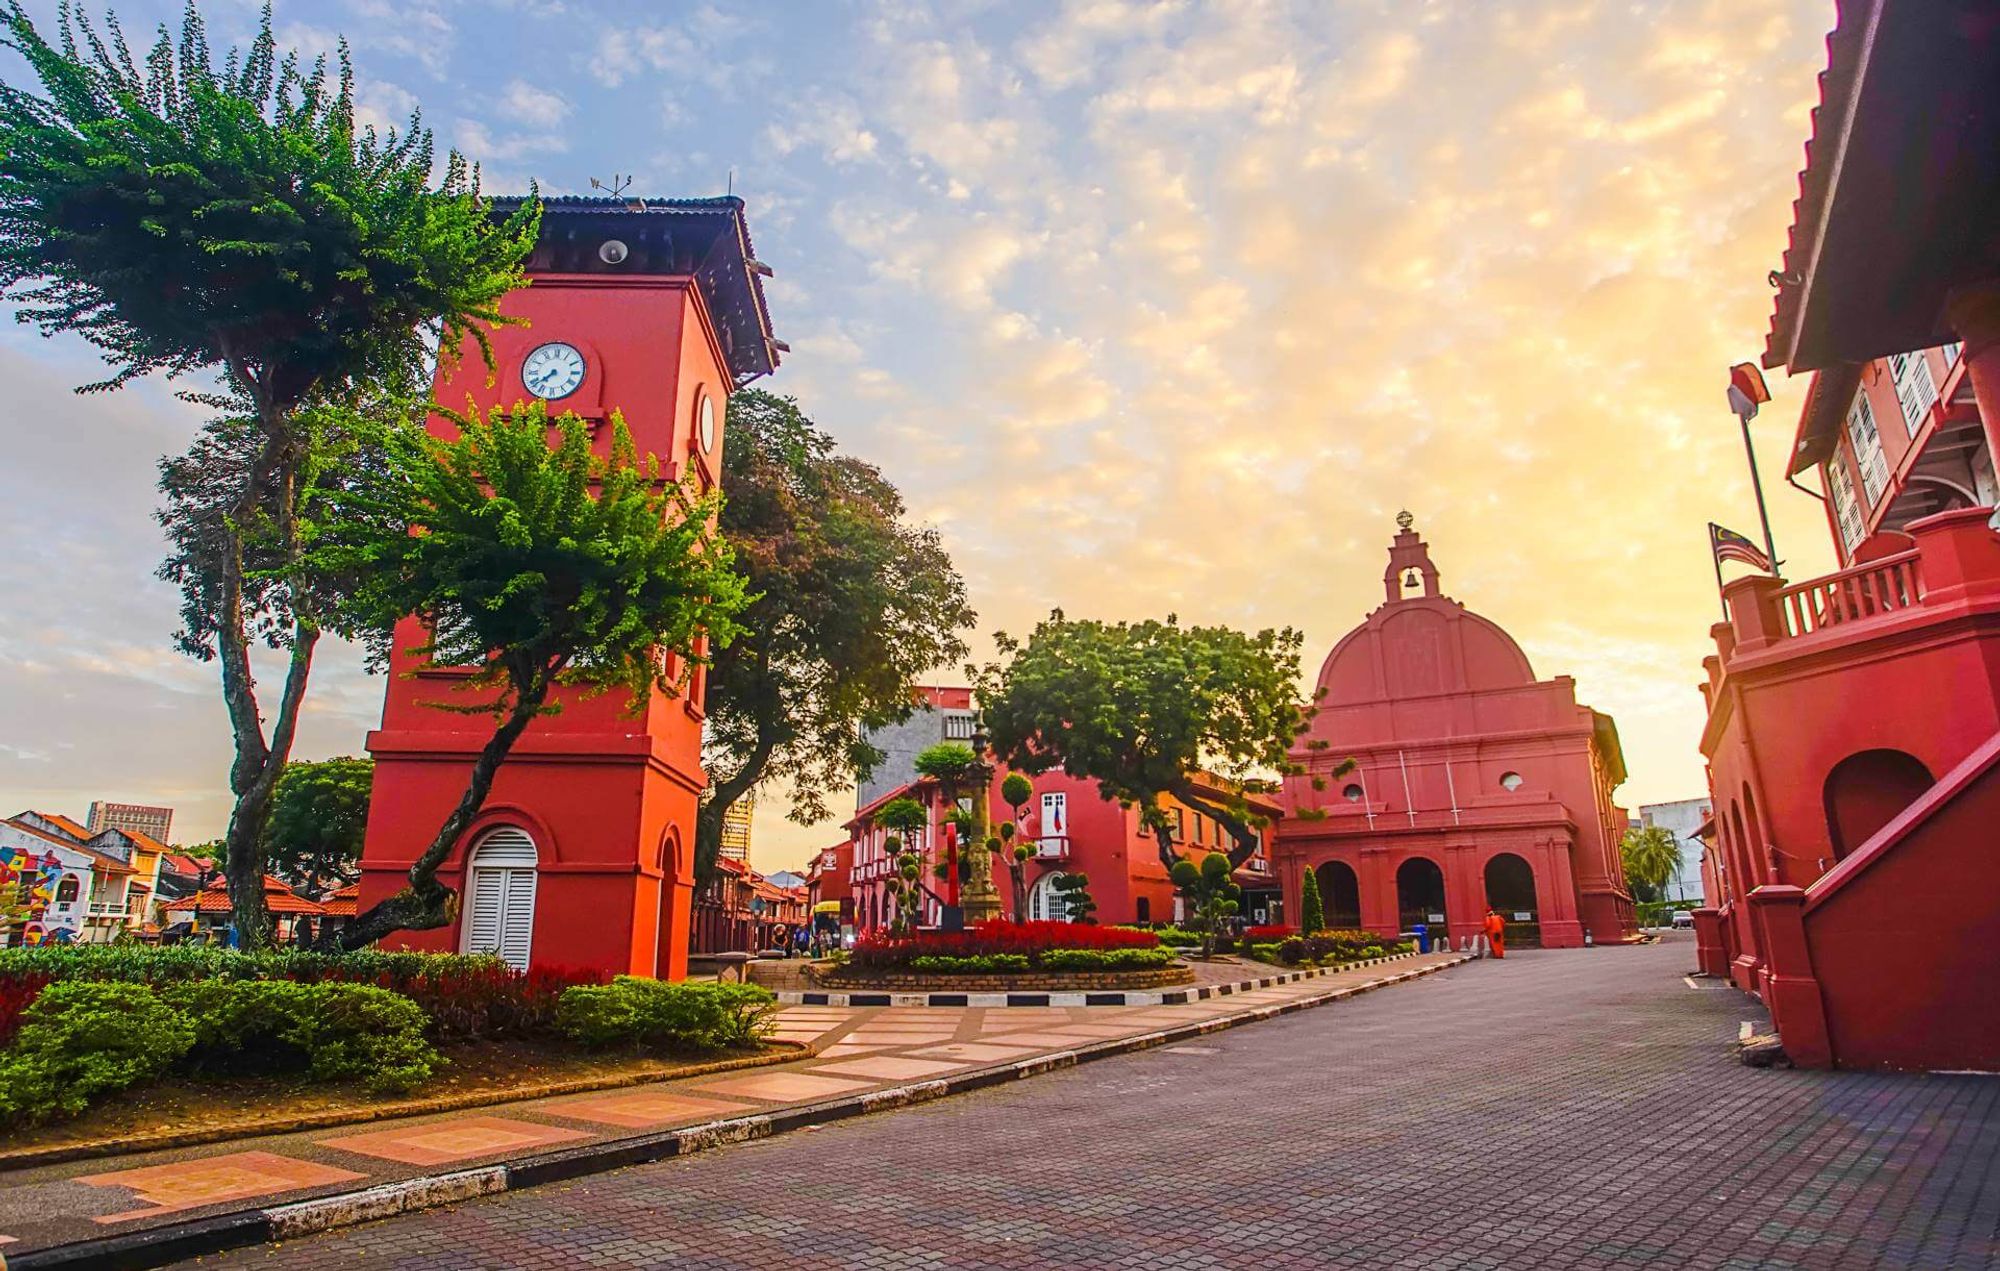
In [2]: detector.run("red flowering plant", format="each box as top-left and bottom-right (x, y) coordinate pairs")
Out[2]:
(849, 920), (1164, 972)
(1244, 924), (1295, 942)
(0, 971), (54, 1046)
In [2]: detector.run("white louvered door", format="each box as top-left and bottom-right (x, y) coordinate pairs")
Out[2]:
(463, 827), (538, 970)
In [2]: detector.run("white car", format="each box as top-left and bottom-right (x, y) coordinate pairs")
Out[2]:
(1671, 909), (1695, 930)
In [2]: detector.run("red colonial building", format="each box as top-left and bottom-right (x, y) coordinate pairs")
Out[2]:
(1276, 518), (1635, 951)
(1693, 0), (2000, 1071)
(844, 749), (1283, 932)
(354, 195), (779, 978)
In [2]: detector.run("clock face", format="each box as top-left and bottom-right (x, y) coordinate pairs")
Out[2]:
(522, 342), (585, 401)
(699, 396), (717, 452)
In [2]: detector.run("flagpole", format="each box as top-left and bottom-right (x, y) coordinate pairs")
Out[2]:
(1709, 524), (1728, 622)
(1727, 367), (1781, 575)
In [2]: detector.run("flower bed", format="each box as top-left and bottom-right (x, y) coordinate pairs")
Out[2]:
(846, 920), (1164, 974)
(1247, 929), (1416, 967)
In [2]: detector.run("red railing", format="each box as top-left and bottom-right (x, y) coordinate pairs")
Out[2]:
(1774, 550), (1922, 638)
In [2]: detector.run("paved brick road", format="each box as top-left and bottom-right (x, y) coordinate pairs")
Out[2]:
(180, 937), (2000, 1270)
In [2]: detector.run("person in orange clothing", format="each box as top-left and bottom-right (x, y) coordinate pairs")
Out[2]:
(1483, 908), (1507, 959)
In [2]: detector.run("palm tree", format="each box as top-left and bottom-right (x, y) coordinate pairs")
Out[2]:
(1620, 826), (1683, 904)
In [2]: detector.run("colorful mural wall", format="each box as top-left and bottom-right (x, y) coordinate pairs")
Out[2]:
(0, 846), (70, 945)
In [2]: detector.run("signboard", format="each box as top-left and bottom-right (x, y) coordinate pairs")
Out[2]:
(1427, 912), (1445, 923)
(1513, 911), (1532, 921)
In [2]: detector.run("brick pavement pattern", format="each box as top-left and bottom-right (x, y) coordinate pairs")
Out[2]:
(177, 937), (2000, 1270)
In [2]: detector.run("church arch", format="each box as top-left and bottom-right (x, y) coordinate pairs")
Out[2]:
(1314, 860), (1362, 929)
(1395, 856), (1448, 932)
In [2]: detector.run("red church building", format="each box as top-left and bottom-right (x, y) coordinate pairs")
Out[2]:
(1276, 517), (1635, 951)
(354, 195), (779, 979)
(1692, 0), (2000, 1071)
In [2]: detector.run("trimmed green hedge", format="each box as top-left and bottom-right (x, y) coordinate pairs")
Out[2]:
(0, 978), (440, 1126)
(556, 978), (775, 1051)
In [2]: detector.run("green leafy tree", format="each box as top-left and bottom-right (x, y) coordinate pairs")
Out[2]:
(1170, 852), (1241, 958)
(698, 391), (972, 889)
(871, 797), (931, 933)
(1621, 825), (1683, 905)
(0, 4), (537, 946)
(980, 613), (1311, 875)
(1298, 864), (1325, 935)
(261, 757), (372, 900)
(325, 404), (747, 949)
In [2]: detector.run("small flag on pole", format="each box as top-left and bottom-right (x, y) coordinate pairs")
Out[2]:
(1710, 522), (1773, 572)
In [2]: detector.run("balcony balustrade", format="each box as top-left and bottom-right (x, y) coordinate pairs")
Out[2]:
(1033, 835), (1071, 860)
(1773, 550), (1923, 638)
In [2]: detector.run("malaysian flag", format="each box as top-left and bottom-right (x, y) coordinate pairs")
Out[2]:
(1709, 523), (1772, 572)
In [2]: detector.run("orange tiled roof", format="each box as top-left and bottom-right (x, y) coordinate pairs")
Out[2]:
(320, 884), (360, 917)
(163, 874), (325, 916)
(34, 812), (93, 841)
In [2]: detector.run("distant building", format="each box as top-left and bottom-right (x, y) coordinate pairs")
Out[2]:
(1638, 799), (1712, 904)
(855, 686), (977, 810)
(86, 800), (173, 844)
(718, 795), (754, 863)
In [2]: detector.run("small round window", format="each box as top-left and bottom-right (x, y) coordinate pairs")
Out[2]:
(1342, 784), (1365, 802)
(1499, 771), (1524, 792)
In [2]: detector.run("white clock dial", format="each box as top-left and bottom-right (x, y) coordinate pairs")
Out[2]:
(699, 395), (717, 452)
(522, 342), (586, 401)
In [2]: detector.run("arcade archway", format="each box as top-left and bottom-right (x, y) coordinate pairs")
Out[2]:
(1484, 852), (1539, 948)
(1314, 861), (1362, 929)
(1395, 857), (1447, 933)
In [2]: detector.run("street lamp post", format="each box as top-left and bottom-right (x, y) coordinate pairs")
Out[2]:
(1727, 362), (1781, 573)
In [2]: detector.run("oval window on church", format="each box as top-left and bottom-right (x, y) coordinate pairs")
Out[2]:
(1499, 771), (1524, 792)
(1342, 784), (1364, 802)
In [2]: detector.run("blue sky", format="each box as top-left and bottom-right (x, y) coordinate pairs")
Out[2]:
(0, 0), (1842, 869)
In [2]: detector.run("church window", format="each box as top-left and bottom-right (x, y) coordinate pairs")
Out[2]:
(1499, 771), (1525, 792)
(1342, 784), (1364, 802)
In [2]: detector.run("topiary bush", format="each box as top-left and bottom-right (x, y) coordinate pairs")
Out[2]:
(159, 979), (440, 1094)
(0, 982), (196, 1124)
(1037, 947), (1176, 972)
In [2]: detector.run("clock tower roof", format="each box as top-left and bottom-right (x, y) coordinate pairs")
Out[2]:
(490, 194), (782, 384)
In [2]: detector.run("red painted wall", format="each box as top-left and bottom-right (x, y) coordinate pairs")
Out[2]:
(356, 265), (733, 980)
(1701, 508), (2000, 1007)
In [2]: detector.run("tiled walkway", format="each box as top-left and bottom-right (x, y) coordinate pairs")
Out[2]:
(0, 952), (1461, 1255)
(176, 937), (2000, 1271)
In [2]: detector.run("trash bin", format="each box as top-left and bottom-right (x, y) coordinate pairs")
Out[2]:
(1413, 922), (1431, 954)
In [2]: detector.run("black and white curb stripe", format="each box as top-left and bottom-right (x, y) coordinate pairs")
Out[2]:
(777, 949), (1428, 1008)
(8, 955), (1467, 1271)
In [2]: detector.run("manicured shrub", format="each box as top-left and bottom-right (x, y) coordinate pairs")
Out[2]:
(1277, 937), (1308, 965)
(907, 954), (1032, 975)
(0, 982), (195, 1124)
(556, 978), (776, 1052)
(0, 946), (603, 1042)
(1151, 927), (1202, 948)
(1299, 865), (1326, 935)
(159, 979), (440, 1093)
(1037, 947), (1176, 972)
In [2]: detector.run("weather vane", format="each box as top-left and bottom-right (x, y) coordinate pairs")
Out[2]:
(1396, 510), (1414, 532)
(589, 174), (634, 198)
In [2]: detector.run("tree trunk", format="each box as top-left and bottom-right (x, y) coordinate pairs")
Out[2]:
(214, 412), (311, 951)
(695, 730), (776, 891)
(1169, 780), (1262, 870)
(336, 676), (551, 951)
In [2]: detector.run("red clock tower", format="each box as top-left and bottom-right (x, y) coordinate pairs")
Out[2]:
(353, 195), (781, 979)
